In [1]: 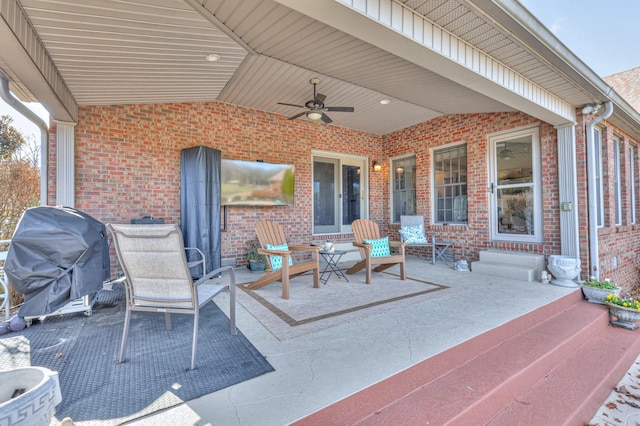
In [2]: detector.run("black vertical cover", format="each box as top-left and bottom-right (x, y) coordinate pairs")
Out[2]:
(180, 146), (221, 276)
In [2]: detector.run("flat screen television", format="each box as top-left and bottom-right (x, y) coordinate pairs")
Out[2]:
(221, 159), (295, 206)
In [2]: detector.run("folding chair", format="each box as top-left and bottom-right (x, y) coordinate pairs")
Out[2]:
(399, 216), (453, 266)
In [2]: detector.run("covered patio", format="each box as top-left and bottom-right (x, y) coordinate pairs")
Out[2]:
(2, 0), (640, 424)
(4, 256), (579, 424)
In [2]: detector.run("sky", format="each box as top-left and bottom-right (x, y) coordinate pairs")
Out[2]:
(520, 0), (640, 77)
(1, 1), (639, 138)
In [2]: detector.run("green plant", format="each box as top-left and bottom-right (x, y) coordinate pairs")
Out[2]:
(606, 294), (640, 310)
(246, 238), (266, 262)
(583, 276), (618, 290)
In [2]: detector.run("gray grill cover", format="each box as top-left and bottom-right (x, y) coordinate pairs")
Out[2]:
(5, 206), (110, 317)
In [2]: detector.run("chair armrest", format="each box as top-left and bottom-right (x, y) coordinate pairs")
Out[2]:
(389, 241), (407, 248)
(353, 242), (372, 252)
(185, 247), (206, 274)
(195, 265), (236, 287)
(258, 248), (292, 257)
(288, 244), (320, 252)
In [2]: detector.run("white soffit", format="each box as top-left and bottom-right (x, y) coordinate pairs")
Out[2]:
(275, 0), (576, 125)
(19, 0), (248, 105)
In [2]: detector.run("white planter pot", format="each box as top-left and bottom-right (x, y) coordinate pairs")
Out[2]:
(0, 367), (62, 426)
(547, 255), (580, 288)
(581, 285), (621, 304)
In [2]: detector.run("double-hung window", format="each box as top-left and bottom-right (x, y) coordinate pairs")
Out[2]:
(594, 128), (604, 227)
(433, 144), (467, 224)
(631, 145), (637, 224)
(614, 136), (622, 226)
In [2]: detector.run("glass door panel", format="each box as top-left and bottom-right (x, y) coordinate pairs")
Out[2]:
(490, 128), (541, 242)
(313, 158), (339, 234)
(342, 165), (361, 226)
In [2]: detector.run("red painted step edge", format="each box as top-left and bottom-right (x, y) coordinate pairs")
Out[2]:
(292, 291), (584, 426)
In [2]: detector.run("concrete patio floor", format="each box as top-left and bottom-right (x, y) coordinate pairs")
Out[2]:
(119, 256), (581, 426)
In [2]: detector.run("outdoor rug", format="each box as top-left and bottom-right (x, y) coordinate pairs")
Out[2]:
(0, 285), (274, 424)
(237, 269), (456, 340)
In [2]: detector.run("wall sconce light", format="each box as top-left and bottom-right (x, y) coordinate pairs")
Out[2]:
(372, 160), (382, 172)
(396, 167), (404, 174)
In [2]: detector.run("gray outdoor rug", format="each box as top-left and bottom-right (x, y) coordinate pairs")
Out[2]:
(0, 285), (274, 424)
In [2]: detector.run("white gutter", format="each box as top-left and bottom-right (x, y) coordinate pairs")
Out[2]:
(585, 101), (613, 280)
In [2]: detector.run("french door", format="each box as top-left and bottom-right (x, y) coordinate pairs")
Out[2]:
(489, 127), (542, 243)
(313, 154), (367, 235)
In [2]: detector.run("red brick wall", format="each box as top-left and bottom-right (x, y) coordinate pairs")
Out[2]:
(50, 102), (381, 266)
(46, 101), (640, 290)
(577, 114), (640, 293)
(382, 112), (561, 263)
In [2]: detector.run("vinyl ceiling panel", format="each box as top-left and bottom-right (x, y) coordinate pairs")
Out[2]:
(3, 0), (600, 134)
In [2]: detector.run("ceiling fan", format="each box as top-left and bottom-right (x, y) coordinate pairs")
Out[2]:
(277, 78), (355, 124)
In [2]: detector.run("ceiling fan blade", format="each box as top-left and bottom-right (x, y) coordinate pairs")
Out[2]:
(288, 112), (306, 120)
(314, 93), (327, 105)
(278, 102), (305, 108)
(326, 106), (354, 112)
(320, 113), (332, 124)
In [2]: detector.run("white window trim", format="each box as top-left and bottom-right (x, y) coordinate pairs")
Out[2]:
(594, 128), (604, 228)
(614, 137), (622, 226)
(430, 141), (468, 225)
(631, 145), (637, 225)
(389, 153), (417, 224)
(311, 150), (368, 236)
(488, 125), (542, 243)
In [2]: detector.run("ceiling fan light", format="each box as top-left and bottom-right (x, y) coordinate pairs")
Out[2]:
(307, 111), (323, 121)
(499, 148), (513, 160)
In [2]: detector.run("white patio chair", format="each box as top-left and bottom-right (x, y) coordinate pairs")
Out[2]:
(107, 223), (237, 370)
(399, 215), (453, 265)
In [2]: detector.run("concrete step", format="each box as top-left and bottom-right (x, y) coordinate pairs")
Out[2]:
(471, 260), (536, 282)
(292, 291), (640, 425)
(471, 250), (546, 282)
(479, 249), (545, 270)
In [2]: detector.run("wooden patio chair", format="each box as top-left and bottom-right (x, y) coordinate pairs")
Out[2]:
(107, 223), (237, 370)
(246, 220), (320, 299)
(346, 219), (406, 284)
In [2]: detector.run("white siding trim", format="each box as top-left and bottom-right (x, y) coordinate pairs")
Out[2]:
(55, 121), (75, 207)
(336, 0), (574, 122)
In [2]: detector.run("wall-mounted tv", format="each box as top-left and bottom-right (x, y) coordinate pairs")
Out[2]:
(221, 159), (295, 206)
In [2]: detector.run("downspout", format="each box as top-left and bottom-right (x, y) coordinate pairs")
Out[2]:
(585, 101), (613, 280)
(0, 78), (48, 206)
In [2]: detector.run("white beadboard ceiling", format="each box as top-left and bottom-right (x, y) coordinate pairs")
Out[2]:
(4, 0), (596, 135)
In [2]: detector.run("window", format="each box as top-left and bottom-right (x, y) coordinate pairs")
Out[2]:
(594, 128), (604, 227)
(631, 145), (637, 224)
(391, 155), (416, 223)
(614, 137), (622, 225)
(433, 144), (467, 224)
(312, 153), (367, 234)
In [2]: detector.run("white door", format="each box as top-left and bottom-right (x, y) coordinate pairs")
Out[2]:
(313, 155), (366, 235)
(489, 127), (542, 243)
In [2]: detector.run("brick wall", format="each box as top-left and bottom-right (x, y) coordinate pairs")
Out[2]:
(47, 101), (640, 290)
(51, 102), (380, 267)
(382, 112), (561, 263)
(579, 113), (640, 293)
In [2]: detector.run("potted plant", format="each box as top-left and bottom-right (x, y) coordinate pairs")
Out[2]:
(605, 294), (640, 330)
(246, 238), (267, 272)
(580, 276), (620, 304)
